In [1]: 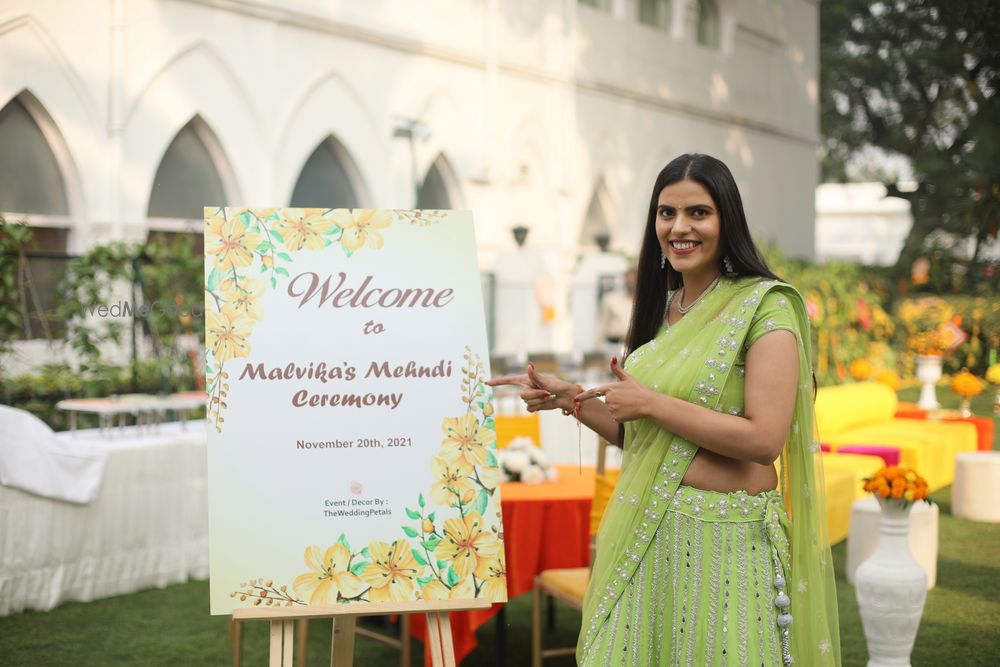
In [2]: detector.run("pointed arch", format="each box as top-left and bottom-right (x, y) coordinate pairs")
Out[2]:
(276, 71), (378, 206)
(579, 178), (615, 248)
(289, 135), (365, 209)
(417, 154), (463, 210)
(125, 42), (256, 226)
(0, 92), (70, 216)
(146, 116), (235, 221)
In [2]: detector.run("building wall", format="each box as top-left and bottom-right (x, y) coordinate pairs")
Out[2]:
(1, 0), (819, 359)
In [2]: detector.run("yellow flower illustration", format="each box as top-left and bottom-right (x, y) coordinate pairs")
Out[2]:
(421, 577), (475, 601)
(475, 548), (507, 601)
(220, 276), (265, 320)
(429, 455), (476, 505)
(440, 413), (495, 468)
(332, 209), (392, 251)
(476, 466), (501, 491)
(206, 215), (262, 270)
(292, 543), (365, 604)
(206, 305), (253, 361)
(274, 208), (331, 251)
(360, 540), (422, 602)
(434, 512), (500, 580)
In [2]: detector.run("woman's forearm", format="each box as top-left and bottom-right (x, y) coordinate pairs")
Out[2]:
(641, 392), (781, 465)
(575, 399), (622, 446)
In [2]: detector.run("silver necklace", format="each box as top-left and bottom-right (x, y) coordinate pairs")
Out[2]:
(674, 275), (721, 314)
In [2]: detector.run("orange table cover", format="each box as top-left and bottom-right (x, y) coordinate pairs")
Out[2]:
(409, 464), (595, 662)
(894, 404), (995, 452)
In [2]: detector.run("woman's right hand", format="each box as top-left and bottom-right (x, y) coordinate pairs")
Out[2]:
(485, 363), (578, 414)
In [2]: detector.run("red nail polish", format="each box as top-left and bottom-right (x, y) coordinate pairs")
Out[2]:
(612, 356), (618, 365)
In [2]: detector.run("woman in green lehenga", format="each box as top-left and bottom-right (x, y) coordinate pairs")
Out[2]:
(489, 154), (840, 666)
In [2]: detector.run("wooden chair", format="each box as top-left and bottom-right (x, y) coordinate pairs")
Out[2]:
(530, 439), (618, 666)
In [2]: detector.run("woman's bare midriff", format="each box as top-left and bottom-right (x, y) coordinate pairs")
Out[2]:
(681, 447), (778, 495)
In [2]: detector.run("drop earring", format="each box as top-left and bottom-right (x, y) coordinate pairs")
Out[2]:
(723, 254), (735, 276)
(661, 251), (666, 269)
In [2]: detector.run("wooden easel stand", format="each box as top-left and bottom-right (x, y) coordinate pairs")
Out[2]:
(231, 598), (493, 667)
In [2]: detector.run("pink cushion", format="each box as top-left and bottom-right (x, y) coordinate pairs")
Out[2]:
(835, 445), (900, 467)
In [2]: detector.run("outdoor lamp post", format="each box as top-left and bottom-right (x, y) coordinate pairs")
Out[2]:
(392, 118), (430, 207)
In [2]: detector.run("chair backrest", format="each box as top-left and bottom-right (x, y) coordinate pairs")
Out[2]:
(589, 437), (620, 564)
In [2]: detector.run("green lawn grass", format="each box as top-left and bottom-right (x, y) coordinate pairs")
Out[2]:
(2, 388), (997, 666)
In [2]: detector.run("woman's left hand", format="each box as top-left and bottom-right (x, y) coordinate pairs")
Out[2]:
(575, 357), (655, 423)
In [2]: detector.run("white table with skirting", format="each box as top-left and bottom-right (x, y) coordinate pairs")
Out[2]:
(0, 421), (208, 616)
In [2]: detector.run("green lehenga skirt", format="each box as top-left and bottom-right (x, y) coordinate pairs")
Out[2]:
(579, 486), (793, 667)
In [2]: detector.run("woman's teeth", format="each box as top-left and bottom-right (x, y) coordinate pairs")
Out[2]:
(672, 241), (698, 249)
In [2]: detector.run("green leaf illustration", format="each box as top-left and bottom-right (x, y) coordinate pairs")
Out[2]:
(411, 549), (428, 566)
(270, 230), (285, 244)
(206, 268), (220, 292)
(421, 538), (441, 551)
(427, 512), (435, 522)
(446, 566), (461, 587)
(486, 449), (498, 468)
(402, 526), (419, 538)
(337, 533), (349, 548)
(360, 547), (371, 559)
(416, 576), (435, 586)
(257, 241), (275, 253)
(259, 264), (268, 273)
(270, 276), (277, 289)
(274, 267), (290, 277)
(349, 561), (368, 576)
(473, 489), (488, 517)
(405, 507), (421, 520)
(418, 493), (425, 508)
(277, 252), (292, 262)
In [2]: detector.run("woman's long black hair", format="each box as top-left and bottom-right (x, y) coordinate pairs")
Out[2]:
(625, 153), (781, 357)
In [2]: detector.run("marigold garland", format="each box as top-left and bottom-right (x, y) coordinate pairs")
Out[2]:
(951, 369), (985, 399)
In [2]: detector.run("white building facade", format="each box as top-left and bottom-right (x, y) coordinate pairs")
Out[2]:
(1, 0), (820, 363)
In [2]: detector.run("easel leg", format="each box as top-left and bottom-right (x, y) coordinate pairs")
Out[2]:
(426, 612), (457, 667)
(330, 616), (357, 667)
(268, 620), (295, 666)
(295, 618), (309, 667)
(400, 614), (412, 667)
(230, 617), (243, 667)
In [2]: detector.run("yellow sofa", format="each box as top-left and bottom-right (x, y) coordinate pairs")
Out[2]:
(815, 382), (978, 492)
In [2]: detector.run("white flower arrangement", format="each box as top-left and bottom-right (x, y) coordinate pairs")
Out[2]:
(498, 437), (558, 484)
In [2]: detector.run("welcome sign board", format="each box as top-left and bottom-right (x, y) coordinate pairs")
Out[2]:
(204, 208), (506, 614)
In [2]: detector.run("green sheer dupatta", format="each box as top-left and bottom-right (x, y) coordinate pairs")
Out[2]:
(577, 278), (840, 666)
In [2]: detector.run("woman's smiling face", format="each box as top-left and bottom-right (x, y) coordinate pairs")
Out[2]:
(655, 179), (724, 280)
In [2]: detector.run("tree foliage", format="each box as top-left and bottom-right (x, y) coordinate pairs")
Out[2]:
(820, 0), (1000, 291)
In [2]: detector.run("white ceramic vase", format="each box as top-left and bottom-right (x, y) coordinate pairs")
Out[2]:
(915, 355), (943, 410)
(855, 497), (928, 667)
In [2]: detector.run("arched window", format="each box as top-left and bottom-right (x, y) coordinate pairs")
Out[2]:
(417, 155), (459, 210)
(579, 179), (613, 249)
(0, 94), (72, 339)
(290, 136), (362, 209)
(148, 119), (229, 221)
(639, 0), (671, 30)
(0, 97), (69, 216)
(688, 0), (719, 48)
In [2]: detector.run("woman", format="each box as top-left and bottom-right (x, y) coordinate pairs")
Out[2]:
(488, 154), (840, 665)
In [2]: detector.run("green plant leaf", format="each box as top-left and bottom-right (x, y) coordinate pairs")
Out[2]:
(411, 549), (427, 566)
(360, 547), (371, 559)
(446, 566), (461, 587)
(405, 507), (421, 520)
(418, 493), (425, 508)
(277, 252), (292, 262)
(349, 561), (368, 576)
(269, 230), (285, 244)
(486, 449), (498, 468)
(421, 538), (441, 551)
(402, 526), (419, 538)
(337, 533), (349, 548)
(427, 512), (435, 522)
(416, 576), (435, 586)
(274, 267), (289, 277)
(257, 241), (274, 253)
(270, 276), (277, 289)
